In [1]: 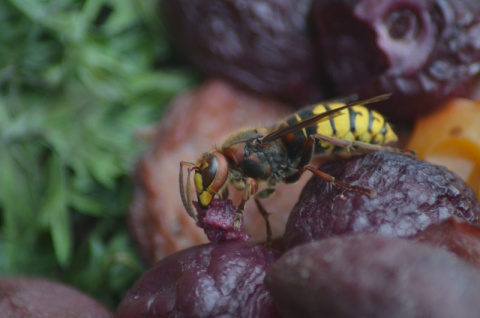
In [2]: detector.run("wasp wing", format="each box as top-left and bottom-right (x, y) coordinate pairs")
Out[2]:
(261, 93), (391, 143)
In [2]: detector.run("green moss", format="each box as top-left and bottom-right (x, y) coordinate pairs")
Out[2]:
(0, 0), (196, 308)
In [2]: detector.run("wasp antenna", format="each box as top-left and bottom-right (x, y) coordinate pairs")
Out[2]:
(179, 161), (198, 221)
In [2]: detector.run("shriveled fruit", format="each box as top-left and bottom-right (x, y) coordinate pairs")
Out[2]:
(408, 98), (480, 199)
(266, 235), (480, 318)
(194, 199), (249, 243)
(284, 151), (480, 249)
(0, 277), (112, 318)
(160, 0), (324, 105)
(130, 80), (310, 264)
(116, 241), (280, 318)
(312, 0), (480, 119)
(413, 216), (480, 269)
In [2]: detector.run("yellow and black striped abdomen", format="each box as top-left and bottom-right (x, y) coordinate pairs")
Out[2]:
(282, 102), (398, 157)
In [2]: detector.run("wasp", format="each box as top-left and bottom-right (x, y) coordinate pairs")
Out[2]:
(180, 94), (414, 241)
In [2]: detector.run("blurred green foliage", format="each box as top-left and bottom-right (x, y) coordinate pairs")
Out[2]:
(0, 0), (195, 308)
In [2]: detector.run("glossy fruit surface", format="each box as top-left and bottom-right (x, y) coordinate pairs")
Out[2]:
(267, 235), (480, 318)
(413, 217), (480, 269)
(284, 152), (480, 249)
(116, 241), (280, 318)
(161, 0), (323, 104)
(0, 277), (112, 318)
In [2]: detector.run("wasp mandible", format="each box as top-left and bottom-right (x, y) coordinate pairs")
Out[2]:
(180, 94), (414, 240)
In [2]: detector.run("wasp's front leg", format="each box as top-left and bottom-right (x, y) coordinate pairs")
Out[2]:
(179, 161), (199, 221)
(221, 186), (229, 200)
(233, 177), (258, 231)
(253, 197), (273, 244)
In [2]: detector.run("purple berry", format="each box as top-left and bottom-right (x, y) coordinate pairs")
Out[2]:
(413, 217), (480, 269)
(160, 0), (324, 104)
(116, 241), (280, 318)
(312, 0), (480, 119)
(267, 235), (480, 318)
(284, 152), (480, 249)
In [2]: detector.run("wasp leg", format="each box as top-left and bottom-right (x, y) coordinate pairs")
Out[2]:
(316, 134), (416, 158)
(298, 135), (316, 167)
(285, 165), (376, 197)
(254, 198), (272, 245)
(179, 161), (199, 222)
(254, 187), (276, 244)
(284, 136), (374, 195)
(221, 186), (229, 200)
(233, 177), (259, 231)
(285, 135), (315, 184)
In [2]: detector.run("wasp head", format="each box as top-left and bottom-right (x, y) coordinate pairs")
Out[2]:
(193, 151), (229, 207)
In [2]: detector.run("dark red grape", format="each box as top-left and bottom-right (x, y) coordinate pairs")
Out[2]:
(312, 0), (480, 119)
(413, 216), (480, 269)
(160, 0), (325, 104)
(284, 152), (480, 249)
(116, 241), (280, 318)
(0, 277), (112, 318)
(267, 234), (480, 318)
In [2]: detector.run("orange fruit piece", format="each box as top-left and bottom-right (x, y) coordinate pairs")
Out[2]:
(408, 98), (480, 199)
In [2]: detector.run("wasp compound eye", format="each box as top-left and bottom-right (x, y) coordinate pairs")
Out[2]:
(201, 155), (219, 188)
(194, 152), (229, 208)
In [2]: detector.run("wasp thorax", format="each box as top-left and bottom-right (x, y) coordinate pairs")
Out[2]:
(194, 151), (229, 207)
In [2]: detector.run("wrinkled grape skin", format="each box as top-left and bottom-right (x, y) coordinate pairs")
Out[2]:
(116, 241), (280, 318)
(312, 0), (480, 119)
(194, 199), (250, 242)
(160, 0), (325, 105)
(266, 235), (480, 318)
(284, 152), (480, 249)
(413, 217), (480, 269)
